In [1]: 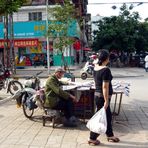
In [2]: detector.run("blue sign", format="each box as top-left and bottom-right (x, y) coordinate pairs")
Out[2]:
(0, 23), (4, 38)
(14, 21), (46, 38)
(0, 21), (46, 39)
(0, 20), (80, 39)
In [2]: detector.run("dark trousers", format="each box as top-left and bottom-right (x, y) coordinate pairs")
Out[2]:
(90, 96), (114, 140)
(53, 98), (74, 119)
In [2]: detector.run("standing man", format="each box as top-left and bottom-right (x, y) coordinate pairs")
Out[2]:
(44, 68), (77, 127)
(144, 55), (148, 72)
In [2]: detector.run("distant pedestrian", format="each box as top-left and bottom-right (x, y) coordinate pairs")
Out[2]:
(0, 60), (4, 74)
(144, 55), (148, 72)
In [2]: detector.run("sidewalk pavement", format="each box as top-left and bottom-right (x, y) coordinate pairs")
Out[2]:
(0, 94), (148, 147)
(0, 67), (148, 147)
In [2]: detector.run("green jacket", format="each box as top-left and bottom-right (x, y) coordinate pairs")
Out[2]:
(44, 75), (70, 108)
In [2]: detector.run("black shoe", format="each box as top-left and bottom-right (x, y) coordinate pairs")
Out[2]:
(63, 120), (77, 127)
(69, 116), (78, 123)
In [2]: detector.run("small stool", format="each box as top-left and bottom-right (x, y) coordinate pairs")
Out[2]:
(42, 108), (60, 128)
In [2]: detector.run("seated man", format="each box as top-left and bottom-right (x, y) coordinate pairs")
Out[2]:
(44, 68), (77, 127)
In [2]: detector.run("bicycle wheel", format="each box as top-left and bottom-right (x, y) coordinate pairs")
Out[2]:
(22, 93), (34, 118)
(8, 80), (23, 95)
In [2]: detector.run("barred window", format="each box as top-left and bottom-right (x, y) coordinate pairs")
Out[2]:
(28, 12), (42, 21)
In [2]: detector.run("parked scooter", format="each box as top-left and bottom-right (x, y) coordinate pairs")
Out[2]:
(80, 54), (99, 80)
(80, 61), (94, 80)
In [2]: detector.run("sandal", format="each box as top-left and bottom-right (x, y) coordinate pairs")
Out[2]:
(107, 136), (120, 142)
(88, 139), (100, 145)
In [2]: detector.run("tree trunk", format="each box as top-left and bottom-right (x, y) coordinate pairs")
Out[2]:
(61, 51), (70, 74)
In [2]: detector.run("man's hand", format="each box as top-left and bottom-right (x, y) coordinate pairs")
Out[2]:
(68, 81), (76, 85)
(70, 94), (78, 103)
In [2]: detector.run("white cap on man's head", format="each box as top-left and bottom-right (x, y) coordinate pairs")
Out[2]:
(55, 67), (65, 73)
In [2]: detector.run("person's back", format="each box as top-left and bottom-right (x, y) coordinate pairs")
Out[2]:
(94, 66), (113, 96)
(44, 74), (70, 108)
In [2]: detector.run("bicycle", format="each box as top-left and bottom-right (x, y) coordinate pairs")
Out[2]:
(15, 71), (43, 118)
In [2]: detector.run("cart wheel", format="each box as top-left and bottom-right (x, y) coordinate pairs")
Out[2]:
(81, 73), (87, 80)
(22, 93), (34, 118)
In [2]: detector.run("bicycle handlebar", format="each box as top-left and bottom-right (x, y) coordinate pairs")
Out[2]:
(26, 71), (43, 80)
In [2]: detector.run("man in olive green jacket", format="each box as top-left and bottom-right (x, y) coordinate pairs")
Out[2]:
(44, 68), (77, 126)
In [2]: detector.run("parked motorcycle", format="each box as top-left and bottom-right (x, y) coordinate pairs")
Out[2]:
(0, 68), (23, 95)
(13, 71), (44, 118)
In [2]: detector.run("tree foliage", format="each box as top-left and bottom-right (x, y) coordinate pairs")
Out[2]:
(0, 0), (28, 15)
(92, 3), (148, 53)
(47, 0), (77, 51)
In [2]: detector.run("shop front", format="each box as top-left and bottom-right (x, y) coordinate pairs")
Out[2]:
(0, 20), (80, 67)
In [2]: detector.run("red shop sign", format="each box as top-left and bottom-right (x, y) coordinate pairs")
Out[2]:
(0, 38), (38, 48)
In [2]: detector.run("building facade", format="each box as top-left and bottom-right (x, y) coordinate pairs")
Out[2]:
(0, 0), (90, 68)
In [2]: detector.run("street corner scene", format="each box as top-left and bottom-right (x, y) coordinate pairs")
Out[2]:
(0, 0), (148, 148)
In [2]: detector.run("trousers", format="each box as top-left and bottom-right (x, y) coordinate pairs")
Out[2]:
(52, 98), (74, 119)
(89, 96), (114, 140)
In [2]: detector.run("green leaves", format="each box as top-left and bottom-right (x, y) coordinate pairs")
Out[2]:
(92, 3), (148, 53)
(47, 0), (76, 51)
(0, 0), (27, 15)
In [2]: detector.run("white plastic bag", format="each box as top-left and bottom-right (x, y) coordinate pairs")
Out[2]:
(86, 107), (107, 134)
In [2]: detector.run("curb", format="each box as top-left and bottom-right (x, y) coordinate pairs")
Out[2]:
(11, 74), (144, 79)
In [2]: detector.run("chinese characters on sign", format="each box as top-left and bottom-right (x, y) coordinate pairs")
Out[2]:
(34, 25), (45, 31)
(0, 39), (38, 48)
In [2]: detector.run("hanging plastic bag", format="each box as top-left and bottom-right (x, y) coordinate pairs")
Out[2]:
(86, 107), (107, 134)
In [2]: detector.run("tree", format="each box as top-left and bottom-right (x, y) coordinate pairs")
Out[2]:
(0, 0), (28, 73)
(0, 0), (28, 15)
(47, 0), (78, 72)
(92, 3), (148, 54)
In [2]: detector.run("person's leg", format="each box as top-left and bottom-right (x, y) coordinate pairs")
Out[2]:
(146, 67), (148, 72)
(106, 99), (120, 142)
(53, 98), (74, 119)
(106, 104), (114, 137)
(89, 96), (104, 141)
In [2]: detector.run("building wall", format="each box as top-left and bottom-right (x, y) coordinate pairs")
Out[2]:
(91, 15), (103, 32)
(13, 6), (47, 22)
(1, 2), (83, 67)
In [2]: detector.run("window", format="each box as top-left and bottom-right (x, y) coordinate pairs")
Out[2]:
(28, 12), (42, 21)
(48, 0), (64, 5)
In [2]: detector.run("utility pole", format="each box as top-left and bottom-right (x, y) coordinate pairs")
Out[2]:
(46, 0), (50, 74)
(9, 13), (16, 74)
(3, 13), (10, 69)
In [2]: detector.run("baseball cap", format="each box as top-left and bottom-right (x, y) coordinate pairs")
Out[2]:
(55, 67), (65, 73)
